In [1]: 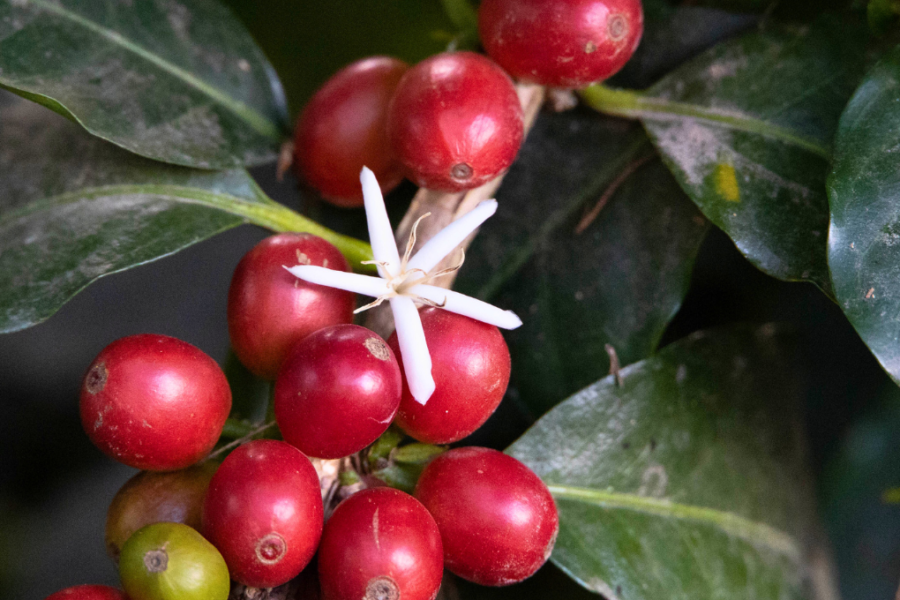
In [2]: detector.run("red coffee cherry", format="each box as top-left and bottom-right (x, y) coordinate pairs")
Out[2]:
(44, 585), (127, 600)
(479, 0), (644, 87)
(387, 307), (510, 444)
(228, 233), (355, 380)
(387, 51), (524, 191)
(79, 334), (231, 471)
(106, 462), (218, 562)
(275, 325), (401, 459)
(318, 488), (443, 600)
(294, 56), (409, 206)
(202, 440), (324, 588)
(414, 447), (559, 586)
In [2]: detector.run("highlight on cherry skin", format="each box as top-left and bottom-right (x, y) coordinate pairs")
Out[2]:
(79, 333), (232, 471)
(479, 0), (645, 87)
(274, 324), (402, 459)
(202, 439), (324, 589)
(228, 232), (355, 380)
(317, 487), (444, 600)
(415, 447), (560, 586)
(294, 56), (409, 206)
(389, 306), (512, 444)
(386, 51), (524, 191)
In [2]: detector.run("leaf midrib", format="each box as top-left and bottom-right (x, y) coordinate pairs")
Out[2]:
(0, 183), (375, 268)
(21, 0), (280, 140)
(549, 484), (802, 563)
(581, 86), (831, 160)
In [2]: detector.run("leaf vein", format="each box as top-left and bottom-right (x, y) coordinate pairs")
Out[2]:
(548, 484), (802, 563)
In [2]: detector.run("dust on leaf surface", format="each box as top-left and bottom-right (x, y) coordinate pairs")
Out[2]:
(456, 109), (708, 417)
(828, 45), (900, 388)
(0, 0), (287, 168)
(508, 324), (823, 600)
(0, 92), (272, 333)
(628, 18), (868, 294)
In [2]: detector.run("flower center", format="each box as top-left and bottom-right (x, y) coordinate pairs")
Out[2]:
(355, 213), (463, 314)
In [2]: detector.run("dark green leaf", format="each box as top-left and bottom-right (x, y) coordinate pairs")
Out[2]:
(0, 0), (288, 168)
(508, 325), (826, 600)
(457, 110), (709, 417)
(611, 1), (757, 89)
(0, 93), (369, 334)
(222, 0), (456, 114)
(822, 385), (900, 600)
(828, 45), (900, 387)
(583, 19), (869, 294)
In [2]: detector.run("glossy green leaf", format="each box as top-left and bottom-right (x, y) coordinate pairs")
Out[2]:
(828, 45), (900, 387)
(0, 0), (288, 168)
(222, 0), (456, 114)
(508, 325), (825, 600)
(457, 111), (709, 417)
(0, 93), (370, 334)
(821, 385), (900, 600)
(583, 19), (869, 294)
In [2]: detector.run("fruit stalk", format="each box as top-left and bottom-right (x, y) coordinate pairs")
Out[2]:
(365, 82), (546, 338)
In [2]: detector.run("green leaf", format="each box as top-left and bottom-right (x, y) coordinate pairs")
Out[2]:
(508, 325), (825, 600)
(372, 462), (426, 494)
(222, 0), (456, 114)
(392, 443), (446, 465)
(0, 93), (370, 334)
(828, 45), (900, 387)
(457, 111), (709, 417)
(583, 19), (869, 295)
(821, 385), (900, 600)
(0, 0), (288, 169)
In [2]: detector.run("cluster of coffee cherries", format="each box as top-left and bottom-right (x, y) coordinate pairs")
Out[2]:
(292, 0), (644, 207)
(48, 222), (557, 600)
(45, 1), (645, 599)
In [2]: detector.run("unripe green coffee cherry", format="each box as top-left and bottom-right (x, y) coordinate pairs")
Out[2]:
(118, 522), (230, 600)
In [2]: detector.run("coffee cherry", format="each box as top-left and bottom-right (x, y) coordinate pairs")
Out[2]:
(80, 334), (231, 471)
(479, 0), (644, 87)
(294, 56), (409, 207)
(228, 233), (355, 380)
(388, 308), (510, 444)
(119, 522), (230, 600)
(318, 488), (443, 600)
(414, 447), (559, 586)
(105, 462), (218, 562)
(202, 440), (323, 588)
(387, 51), (523, 191)
(275, 325), (401, 458)
(44, 585), (126, 600)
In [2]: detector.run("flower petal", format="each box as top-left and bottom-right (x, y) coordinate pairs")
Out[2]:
(410, 284), (523, 330)
(389, 296), (435, 404)
(361, 166), (401, 277)
(406, 200), (498, 274)
(283, 265), (389, 298)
